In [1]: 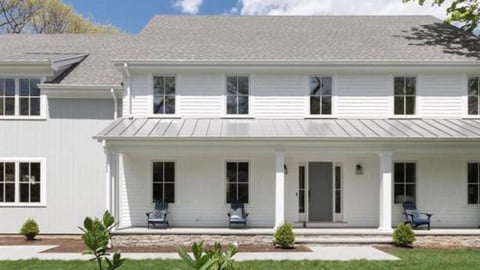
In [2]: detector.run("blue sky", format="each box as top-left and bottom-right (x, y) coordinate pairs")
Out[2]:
(63, 0), (450, 34)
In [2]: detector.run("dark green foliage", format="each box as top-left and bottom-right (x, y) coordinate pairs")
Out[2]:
(393, 223), (416, 247)
(20, 218), (39, 240)
(274, 222), (295, 249)
(177, 241), (239, 270)
(78, 211), (124, 270)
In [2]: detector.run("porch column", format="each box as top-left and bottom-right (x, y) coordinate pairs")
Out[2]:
(105, 150), (113, 214)
(378, 152), (393, 232)
(275, 151), (285, 228)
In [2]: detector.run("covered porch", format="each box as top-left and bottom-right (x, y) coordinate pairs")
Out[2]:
(96, 118), (480, 232)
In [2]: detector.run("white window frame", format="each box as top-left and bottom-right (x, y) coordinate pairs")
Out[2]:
(149, 74), (180, 118)
(390, 75), (420, 118)
(225, 160), (250, 204)
(305, 74), (337, 118)
(0, 76), (46, 120)
(151, 160), (176, 204)
(222, 74), (254, 119)
(0, 157), (46, 207)
(393, 161), (417, 205)
(465, 75), (480, 119)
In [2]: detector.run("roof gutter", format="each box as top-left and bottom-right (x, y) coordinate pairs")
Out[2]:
(123, 62), (132, 119)
(110, 88), (118, 120)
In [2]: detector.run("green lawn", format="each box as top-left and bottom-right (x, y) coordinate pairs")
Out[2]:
(0, 249), (479, 270)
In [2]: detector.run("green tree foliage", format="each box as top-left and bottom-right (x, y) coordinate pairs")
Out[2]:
(403, 0), (480, 32)
(0, 0), (119, 33)
(177, 241), (239, 270)
(20, 218), (39, 240)
(393, 223), (416, 247)
(274, 222), (295, 249)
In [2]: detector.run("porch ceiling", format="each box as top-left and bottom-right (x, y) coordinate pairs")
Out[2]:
(94, 118), (480, 142)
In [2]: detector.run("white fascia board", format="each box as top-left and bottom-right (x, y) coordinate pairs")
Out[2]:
(40, 84), (123, 99)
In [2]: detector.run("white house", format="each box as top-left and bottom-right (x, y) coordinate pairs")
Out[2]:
(1, 15), (480, 233)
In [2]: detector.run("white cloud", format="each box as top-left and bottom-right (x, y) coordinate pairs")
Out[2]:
(238, 0), (451, 19)
(173, 0), (203, 14)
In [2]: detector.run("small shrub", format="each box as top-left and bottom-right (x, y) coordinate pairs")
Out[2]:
(20, 219), (39, 240)
(178, 241), (239, 270)
(274, 222), (295, 248)
(393, 223), (416, 247)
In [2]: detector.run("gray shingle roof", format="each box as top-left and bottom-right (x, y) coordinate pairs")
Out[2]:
(95, 118), (480, 141)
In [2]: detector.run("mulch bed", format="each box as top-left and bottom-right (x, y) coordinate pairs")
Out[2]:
(0, 236), (311, 253)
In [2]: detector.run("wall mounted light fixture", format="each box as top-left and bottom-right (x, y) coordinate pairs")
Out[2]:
(355, 164), (364, 175)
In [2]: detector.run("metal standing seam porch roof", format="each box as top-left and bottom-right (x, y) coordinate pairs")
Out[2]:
(95, 118), (480, 141)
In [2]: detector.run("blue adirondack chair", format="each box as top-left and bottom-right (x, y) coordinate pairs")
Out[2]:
(227, 201), (248, 228)
(146, 201), (169, 229)
(402, 201), (432, 230)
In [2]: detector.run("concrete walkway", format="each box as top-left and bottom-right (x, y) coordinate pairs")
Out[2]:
(0, 245), (398, 261)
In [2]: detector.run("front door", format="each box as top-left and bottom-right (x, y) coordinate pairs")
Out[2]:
(308, 162), (333, 221)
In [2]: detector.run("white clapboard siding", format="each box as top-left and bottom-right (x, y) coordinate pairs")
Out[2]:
(420, 74), (465, 118)
(178, 73), (223, 118)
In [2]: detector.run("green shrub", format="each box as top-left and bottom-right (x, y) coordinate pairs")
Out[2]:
(393, 223), (416, 247)
(78, 211), (124, 270)
(20, 219), (39, 240)
(274, 222), (295, 248)
(178, 241), (239, 270)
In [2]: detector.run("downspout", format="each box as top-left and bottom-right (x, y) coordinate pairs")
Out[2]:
(110, 88), (118, 120)
(124, 62), (133, 119)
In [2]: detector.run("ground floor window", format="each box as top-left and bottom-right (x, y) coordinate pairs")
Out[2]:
(335, 165), (342, 214)
(152, 161), (175, 203)
(298, 165), (305, 213)
(394, 162), (416, 204)
(0, 159), (44, 204)
(468, 163), (480, 204)
(226, 162), (249, 203)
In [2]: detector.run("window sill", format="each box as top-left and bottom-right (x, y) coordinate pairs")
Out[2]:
(304, 115), (338, 119)
(388, 115), (422, 120)
(0, 203), (46, 208)
(148, 115), (181, 119)
(0, 116), (46, 121)
(463, 116), (480, 120)
(221, 115), (255, 119)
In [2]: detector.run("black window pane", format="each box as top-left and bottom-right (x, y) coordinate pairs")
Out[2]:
(30, 184), (40, 202)
(394, 184), (405, 203)
(5, 98), (14, 115)
(394, 77), (405, 95)
(238, 184), (248, 203)
(5, 163), (14, 182)
(321, 77), (332, 95)
(238, 76), (249, 95)
(405, 163), (416, 183)
(468, 184), (478, 204)
(0, 163), (3, 182)
(164, 96), (175, 114)
(405, 184), (416, 202)
(335, 190), (341, 213)
(227, 183), (237, 203)
(0, 98), (3, 115)
(153, 183), (163, 202)
(0, 184), (3, 202)
(299, 190), (305, 213)
(238, 96), (249, 114)
(153, 77), (164, 95)
(238, 162), (248, 183)
(30, 163), (40, 183)
(310, 96), (320, 114)
(20, 183), (29, 202)
(20, 163), (29, 182)
(5, 79), (14, 96)
(19, 98), (29, 116)
(321, 96), (332, 114)
(153, 162), (164, 182)
(0, 79), (3, 96)
(335, 167), (341, 189)
(394, 96), (404, 115)
(30, 98), (40, 116)
(226, 162), (237, 182)
(469, 96), (478, 115)
(164, 162), (175, 182)
(153, 96), (164, 114)
(310, 76), (321, 95)
(394, 163), (405, 183)
(30, 79), (40, 96)
(406, 77), (416, 95)
(469, 77), (479, 95)
(20, 79), (29, 96)
(227, 96), (237, 114)
(468, 163), (479, 183)
(5, 183), (14, 202)
(299, 166), (305, 189)
(405, 96), (415, 115)
(164, 183), (175, 203)
(165, 76), (175, 95)
(227, 77), (237, 95)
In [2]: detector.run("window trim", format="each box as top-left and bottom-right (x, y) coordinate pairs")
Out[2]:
(390, 75), (421, 119)
(150, 160), (176, 204)
(225, 160), (250, 204)
(0, 157), (46, 207)
(466, 161), (480, 205)
(305, 74), (337, 118)
(222, 74), (254, 119)
(149, 74), (179, 118)
(0, 76), (46, 120)
(464, 75), (480, 119)
(393, 161), (417, 205)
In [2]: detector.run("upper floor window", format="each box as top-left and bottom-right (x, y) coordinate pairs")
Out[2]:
(0, 159), (44, 204)
(1, 78), (41, 117)
(226, 76), (249, 115)
(310, 76), (332, 115)
(394, 76), (416, 115)
(468, 77), (480, 115)
(153, 76), (175, 115)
